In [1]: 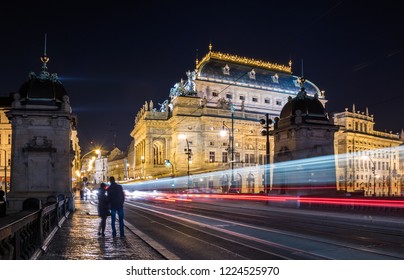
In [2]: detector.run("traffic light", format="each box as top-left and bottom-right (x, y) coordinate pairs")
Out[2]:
(261, 113), (272, 193)
(184, 148), (192, 160)
(260, 114), (273, 136)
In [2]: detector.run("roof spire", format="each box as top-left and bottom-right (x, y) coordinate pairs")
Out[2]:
(298, 59), (306, 90)
(208, 42), (212, 52)
(296, 59), (307, 100)
(40, 33), (49, 71)
(195, 48), (199, 66)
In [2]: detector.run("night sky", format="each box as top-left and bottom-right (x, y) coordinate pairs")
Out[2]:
(1, 0), (403, 152)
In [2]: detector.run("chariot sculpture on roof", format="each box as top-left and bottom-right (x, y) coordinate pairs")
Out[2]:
(169, 70), (197, 99)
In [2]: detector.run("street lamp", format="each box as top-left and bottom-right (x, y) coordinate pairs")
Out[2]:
(164, 159), (175, 192)
(0, 149), (7, 200)
(219, 103), (236, 192)
(230, 103), (235, 191)
(220, 120), (235, 192)
(164, 159), (175, 177)
(141, 155), (145, 178)
(178, 134), (191, 191)
(260, 113), (273, 194)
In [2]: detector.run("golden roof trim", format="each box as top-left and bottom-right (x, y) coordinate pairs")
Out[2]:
(196, 51), (292, 73)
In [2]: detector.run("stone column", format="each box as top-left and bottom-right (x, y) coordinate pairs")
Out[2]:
(6, 93), (77, 212)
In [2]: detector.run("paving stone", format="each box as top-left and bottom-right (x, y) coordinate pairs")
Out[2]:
(39, 198), (164, 260)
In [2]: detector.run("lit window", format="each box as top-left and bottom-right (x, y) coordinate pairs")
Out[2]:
(209, 151), (215, 162)
(250, 154), (255, 163)
(222, 152), (228, 163)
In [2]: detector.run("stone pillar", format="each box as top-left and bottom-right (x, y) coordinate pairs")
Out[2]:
(6, 93), (77, 212)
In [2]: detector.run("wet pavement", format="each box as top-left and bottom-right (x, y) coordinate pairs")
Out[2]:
(39, 197), (165, 260)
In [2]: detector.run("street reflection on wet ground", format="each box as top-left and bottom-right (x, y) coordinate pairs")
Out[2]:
(39, 198), (164, 260)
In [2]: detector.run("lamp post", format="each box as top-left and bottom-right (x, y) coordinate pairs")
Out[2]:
(260, 113), (272, 194)
(230, 103), (235, 191)
(164, 159), (175, 192)
(141, 155), (145, 179)
(178, 135), (191, 192)
(0, 149), (7, 199)
(221, 120), (234, 192)
(124, 162), (130, 180)
(164, 159), (175, 177)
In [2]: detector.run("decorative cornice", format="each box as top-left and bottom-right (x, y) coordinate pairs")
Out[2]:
(196, 51), (292, 73)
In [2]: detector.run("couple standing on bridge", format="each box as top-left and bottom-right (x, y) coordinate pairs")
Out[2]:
(97, 176), (125, 237)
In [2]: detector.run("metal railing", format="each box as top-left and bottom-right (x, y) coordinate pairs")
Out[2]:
(0, 197), (70, 260)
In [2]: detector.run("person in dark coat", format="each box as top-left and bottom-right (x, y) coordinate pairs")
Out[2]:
(0, 190), (6, 217)
(107, 176), (125, 237)
(97, 182), (110, 236)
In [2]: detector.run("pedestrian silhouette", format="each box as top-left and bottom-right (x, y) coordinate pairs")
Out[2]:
(0, 190), (6, 217)
(97, 183), (110, 236)
(107, 176), (125, 237)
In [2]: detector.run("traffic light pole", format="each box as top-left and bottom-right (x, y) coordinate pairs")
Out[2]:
(265, 114), (270, 194)
(260, 113), (272, 194)
(231, 104), (235, 190)
(184, 138), (192, 192)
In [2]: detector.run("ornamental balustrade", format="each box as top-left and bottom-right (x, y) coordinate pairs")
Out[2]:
(0, 195), (70, 260)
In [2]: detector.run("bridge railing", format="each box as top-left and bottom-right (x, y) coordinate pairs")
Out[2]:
(0, 197), (70, 260)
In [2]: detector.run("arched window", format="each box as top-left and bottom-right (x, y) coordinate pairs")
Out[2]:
(153, 139), (166, 165)
(247, 172), (255, 193)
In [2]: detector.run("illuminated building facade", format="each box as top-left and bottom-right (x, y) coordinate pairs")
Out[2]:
(0, 97), (12, 194)
(70, 126), (81, 187)
(107, 147), (127, 181)
(130, 45), (326, 193)
(399, 139), (404, 194)
(334, 105), (403, 196)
